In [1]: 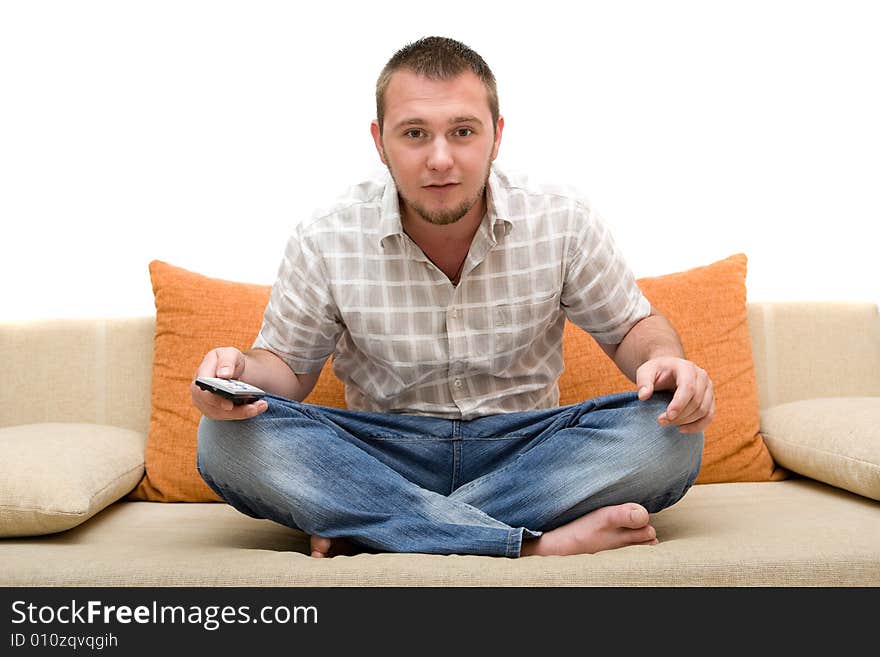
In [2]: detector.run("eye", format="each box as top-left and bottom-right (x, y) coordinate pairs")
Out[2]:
(454, 128), (474, 137)
(405, 129), (425, 139)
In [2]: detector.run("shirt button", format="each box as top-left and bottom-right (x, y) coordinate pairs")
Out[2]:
(453, 379), (463, 389)
(450, 309), (458, 319)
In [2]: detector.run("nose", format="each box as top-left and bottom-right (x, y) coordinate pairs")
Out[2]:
(426, 136), (453, 172)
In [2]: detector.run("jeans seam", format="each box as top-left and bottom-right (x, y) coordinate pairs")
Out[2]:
(360, 435), (451, 442)
(268, 395), (325, 425)
(506, 528), (520, 557)
(451, 420), (462, 493)
(462, 434), (530, 441)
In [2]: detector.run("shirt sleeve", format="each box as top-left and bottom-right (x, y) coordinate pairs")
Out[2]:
(252, 222), (343, 373)
(560, 203), (651, 344)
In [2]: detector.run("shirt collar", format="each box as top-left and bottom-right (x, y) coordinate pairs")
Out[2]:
(378, 170), (404, 248)
(486, 165), (514, 240)
(377, 165), (514, 249)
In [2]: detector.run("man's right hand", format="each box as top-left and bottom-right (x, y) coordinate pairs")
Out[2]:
(190, 347), (268, 421)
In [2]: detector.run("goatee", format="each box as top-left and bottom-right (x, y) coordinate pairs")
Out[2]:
(408, 184), (485, 226)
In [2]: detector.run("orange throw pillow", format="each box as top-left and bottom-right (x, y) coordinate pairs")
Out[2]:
(134, 253), (781, 502)
(559, 253), (783, 483)
(129, 261), (345, 502)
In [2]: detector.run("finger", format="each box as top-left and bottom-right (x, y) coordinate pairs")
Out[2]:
(215, 348), (243, 379)
(675, 412), (713, 434)
(677, 375), (714, 426)
(217, 399), (268, 420)
(243, 399), (269, 417)
(635, 363), (660, 400)
(192, 386), (235, 412)
(659, 379), (697, 424)
(194, 350), (220, 379)
(668, 377), (709, 425)
(190, 381), (234, 410)
(190, 381), (216, 410)
(673, 385), (716, 433)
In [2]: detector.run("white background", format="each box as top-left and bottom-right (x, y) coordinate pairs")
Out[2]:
(2, 0), (877, 320)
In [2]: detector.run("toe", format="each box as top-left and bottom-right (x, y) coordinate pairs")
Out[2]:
(632, 525), (656, 542)
(625, 503), (650, 528)
(309, 535), (332, 557)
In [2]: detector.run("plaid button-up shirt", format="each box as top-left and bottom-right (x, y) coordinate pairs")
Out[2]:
(253, 164), (650, 419)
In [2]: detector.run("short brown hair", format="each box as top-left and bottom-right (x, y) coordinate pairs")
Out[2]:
(375, 36), (499, 135)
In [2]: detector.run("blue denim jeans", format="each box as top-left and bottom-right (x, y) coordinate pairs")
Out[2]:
(197, 390), (702, 557)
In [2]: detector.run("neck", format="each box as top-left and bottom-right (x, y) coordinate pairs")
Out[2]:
(401, 196), (483, 286)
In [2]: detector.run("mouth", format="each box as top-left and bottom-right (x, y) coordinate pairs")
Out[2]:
(423, 182), (460, 191)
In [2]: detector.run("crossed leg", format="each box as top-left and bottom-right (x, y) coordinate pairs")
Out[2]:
(200, 392), (701, 558)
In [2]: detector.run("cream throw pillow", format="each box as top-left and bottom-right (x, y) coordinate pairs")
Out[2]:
(760, 397), (880, 501)
(0, 423), (146, 537)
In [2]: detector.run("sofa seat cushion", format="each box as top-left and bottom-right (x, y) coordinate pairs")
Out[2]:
(761, 397), (880, 500)
(1, 480), (877, 586)
(0, 423), (146, 537)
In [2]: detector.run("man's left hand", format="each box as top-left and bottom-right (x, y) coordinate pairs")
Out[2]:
(635, 356), (715, 434)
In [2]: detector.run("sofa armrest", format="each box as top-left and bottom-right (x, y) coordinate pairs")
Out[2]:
(0, 317), (154, 432)
(760, 397), (880, 501)
(748, 302), (880, 410)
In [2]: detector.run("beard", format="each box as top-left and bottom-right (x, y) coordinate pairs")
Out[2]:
(405, 189), (484, 226)
(386, 157), (492, 226)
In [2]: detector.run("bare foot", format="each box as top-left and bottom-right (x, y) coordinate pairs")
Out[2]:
(309, 535), (360, 558)
(520, 503), (659, 557)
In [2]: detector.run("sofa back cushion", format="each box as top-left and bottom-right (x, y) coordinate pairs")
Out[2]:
(131, 261), (344, 501)
(131, 254), (781, 502)
(558, 253), (782, 483)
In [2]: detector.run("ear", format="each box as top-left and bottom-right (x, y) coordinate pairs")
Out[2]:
(491, 115), (504, 161)
(370, 120), (388, 165)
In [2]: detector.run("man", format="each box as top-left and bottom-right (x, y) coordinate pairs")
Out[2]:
(192, 36), (714, 558)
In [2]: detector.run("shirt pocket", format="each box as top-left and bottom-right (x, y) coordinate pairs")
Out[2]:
(493, 291), (562, 367)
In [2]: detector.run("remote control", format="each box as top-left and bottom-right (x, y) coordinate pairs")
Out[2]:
(195, 377), (267, 405)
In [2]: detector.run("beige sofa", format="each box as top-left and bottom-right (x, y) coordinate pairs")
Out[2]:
(1, 301), (879, 586)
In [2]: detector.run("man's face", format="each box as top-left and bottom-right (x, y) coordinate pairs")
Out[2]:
(371, 70), (504, 226)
